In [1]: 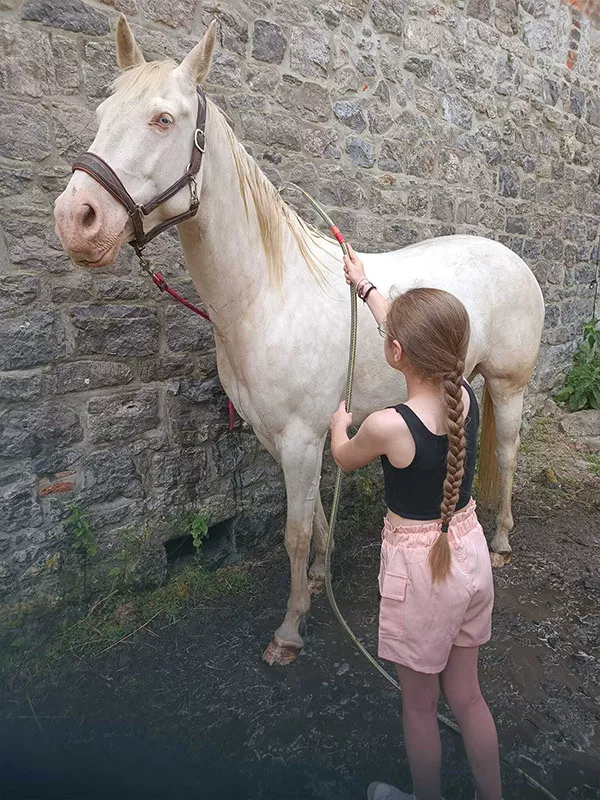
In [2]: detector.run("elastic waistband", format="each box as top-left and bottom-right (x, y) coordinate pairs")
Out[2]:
(382, 499), (478, 548)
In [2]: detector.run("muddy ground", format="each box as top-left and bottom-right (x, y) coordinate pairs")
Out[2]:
(1, 413), (599, 800)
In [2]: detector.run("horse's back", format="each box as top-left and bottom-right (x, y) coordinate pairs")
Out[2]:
(353, 234), (544, 390)
(362, 235), (541, 300)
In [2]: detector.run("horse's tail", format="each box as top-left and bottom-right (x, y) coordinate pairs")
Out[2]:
(477, 384), (500, 510)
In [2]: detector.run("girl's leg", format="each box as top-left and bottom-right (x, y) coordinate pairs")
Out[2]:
(440, 645), (502, 800)
(395, 664), (442, 800)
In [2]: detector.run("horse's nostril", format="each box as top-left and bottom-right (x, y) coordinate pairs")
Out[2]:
(81, 204), (96, 229)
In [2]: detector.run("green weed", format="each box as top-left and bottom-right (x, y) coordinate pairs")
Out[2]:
(188, 511), (210, 554)
(65, 503), (96, 599)
(555, 319), (600, 411)
(585, 453), (600, 477)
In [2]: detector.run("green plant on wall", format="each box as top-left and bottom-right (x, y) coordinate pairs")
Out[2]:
(556, 318), (600, 411)
(65, 503), (97, 599)
(188, 512), (209, 555)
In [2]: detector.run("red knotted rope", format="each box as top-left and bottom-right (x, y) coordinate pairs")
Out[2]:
(151, 271), (236, 431)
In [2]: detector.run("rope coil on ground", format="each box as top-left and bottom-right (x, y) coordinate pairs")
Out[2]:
(279, 182), (560, 800)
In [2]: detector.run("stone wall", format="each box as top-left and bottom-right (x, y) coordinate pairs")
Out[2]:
(1, 0), (599, 605)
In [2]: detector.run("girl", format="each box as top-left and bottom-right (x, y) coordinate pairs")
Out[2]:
(330, 246), (501, 800)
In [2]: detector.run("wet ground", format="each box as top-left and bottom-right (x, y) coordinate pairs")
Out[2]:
(1, 415), (599, 800)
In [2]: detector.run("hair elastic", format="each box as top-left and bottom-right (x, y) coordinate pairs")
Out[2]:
(441, 522), (449, 533)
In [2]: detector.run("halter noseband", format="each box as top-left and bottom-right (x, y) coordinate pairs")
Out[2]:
(72, 86), (207, 258)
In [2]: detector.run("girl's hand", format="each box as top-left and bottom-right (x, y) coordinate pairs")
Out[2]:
(331, 401), (353, 432)
(343, 243), (366, 287)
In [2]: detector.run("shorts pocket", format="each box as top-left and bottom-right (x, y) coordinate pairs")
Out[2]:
(379, 571), (407, 642)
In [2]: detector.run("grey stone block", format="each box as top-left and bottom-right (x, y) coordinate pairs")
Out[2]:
(0, 99), (51, 161)
(51, 361), (133, 394)
(0, 371), (43, 403)
(303, 127), (341, 159)
(0, 312), (65, 371)
(0, 275), (39, 314)
(150, 448), (208, 489)
(140, 0), (194, 29)
(139, 355), (196, 383)
(22, 0), (110, 35)
(71, 306), (159, 357)
(202, 5), (248, 55)
(0, 403), (82, 458)
(87, 388), (160, 444)
(370, 0), (404, 35)
(406, 140), (436, 178)
(252, 20), (286, 63)
(290, 28), (330, 79)
(208, 51), (242, 88)
(347, 136), (376, 168)
(278, 80), (331, 123)
(241, 111), (301, 150)
(83, 447), (143, 504)
(165, 304), (215, 353)
(0, 23), (56, 98)
(333, 100), (366, 132)
(442, 95), (473, 130)
(2, 219), (72, 273)
(0, 482), (43, 533)
(498, 165), (519, 198)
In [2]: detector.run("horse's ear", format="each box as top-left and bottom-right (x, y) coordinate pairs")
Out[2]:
(179, 20), (217, 84)
(116, 14), (145, 69)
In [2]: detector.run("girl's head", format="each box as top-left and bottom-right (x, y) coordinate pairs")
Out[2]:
(383, 287), (470, 381)
(383, 288), (471, 583)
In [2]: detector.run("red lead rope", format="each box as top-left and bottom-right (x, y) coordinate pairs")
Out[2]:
(151, 271), (236, 431)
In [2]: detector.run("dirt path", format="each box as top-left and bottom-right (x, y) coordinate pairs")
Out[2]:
(1, 415), (599, 800)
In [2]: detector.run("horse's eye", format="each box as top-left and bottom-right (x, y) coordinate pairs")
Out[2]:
(158, 114), (173, 127)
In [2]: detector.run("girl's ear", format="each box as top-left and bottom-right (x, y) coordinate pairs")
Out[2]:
(391, 339), (403, 365)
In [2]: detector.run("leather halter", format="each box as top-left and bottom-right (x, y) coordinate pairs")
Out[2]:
(72, 86), (207, 256)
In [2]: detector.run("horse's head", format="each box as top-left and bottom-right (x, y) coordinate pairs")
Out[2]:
(54, 16), (216, 268)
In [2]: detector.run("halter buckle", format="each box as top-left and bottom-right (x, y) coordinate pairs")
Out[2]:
(194, 128), (205, 154)
(189, 175), (198, 206)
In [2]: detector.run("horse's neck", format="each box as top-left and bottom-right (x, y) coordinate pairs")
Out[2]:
(177, 107), (325, 340)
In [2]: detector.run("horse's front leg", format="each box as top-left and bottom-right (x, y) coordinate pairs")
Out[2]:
(262, 431), (324, 666)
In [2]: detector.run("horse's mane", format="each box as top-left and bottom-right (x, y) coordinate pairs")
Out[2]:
(111, 61), (330, 287)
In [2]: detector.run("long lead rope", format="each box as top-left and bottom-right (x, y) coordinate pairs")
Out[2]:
(279, 183), (559, 800)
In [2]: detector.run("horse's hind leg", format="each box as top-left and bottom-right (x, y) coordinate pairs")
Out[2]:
(484, 377), (525, 566)
(262, 431), (323, 666)
(308, 492), (329, 592)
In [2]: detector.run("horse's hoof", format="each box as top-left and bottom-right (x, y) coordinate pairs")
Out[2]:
(490, 551), (511, 567)
(262, 637), (302, 666)
(308, 577), (324, 595)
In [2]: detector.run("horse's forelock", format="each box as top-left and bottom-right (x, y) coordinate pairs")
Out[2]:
(110, 59), (178, 102)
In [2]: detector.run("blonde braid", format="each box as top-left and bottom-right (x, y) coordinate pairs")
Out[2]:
(428, 359), (467, 583)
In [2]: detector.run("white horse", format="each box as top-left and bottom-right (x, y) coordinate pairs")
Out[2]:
(54, 18), (544, 665)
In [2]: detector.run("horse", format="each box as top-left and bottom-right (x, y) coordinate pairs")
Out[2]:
(54, 17), (545, 666)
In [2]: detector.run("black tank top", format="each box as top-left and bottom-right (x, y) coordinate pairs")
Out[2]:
(380, 382), (479, 520)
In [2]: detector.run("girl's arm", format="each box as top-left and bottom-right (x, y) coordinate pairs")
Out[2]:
(343, 244), (390, 326)
(330, 403), (389, 471)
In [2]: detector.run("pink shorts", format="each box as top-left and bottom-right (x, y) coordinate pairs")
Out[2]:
(378, 500), (494, 674)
